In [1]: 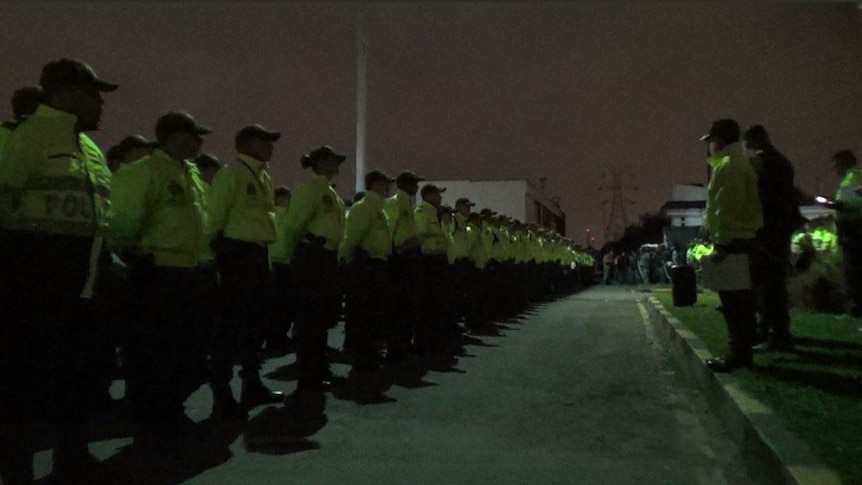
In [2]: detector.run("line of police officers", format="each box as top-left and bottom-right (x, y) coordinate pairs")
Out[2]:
(0, 59), (594, 484)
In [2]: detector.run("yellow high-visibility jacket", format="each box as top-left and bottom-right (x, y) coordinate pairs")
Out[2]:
(338, 190), (391, 262)
(110, 149), (207, 268)
(415, 201), (447, 256)
(0, 104), (112, 237)
(282, 174), (345, 253)
(704, 143), (763, 244)
(207, 154), (276, 245)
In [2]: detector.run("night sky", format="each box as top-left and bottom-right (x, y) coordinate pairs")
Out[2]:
(2, 3), (861, 243)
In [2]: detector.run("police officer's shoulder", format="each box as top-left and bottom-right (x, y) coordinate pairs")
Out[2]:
(184, 159), (204, 178)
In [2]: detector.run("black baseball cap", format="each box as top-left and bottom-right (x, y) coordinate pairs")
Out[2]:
(155, 111), (212, 142)
(193, 153), (223, 169)
(235, 124), (281, 146)
(365, 169), (395, 188)
(420, 184), (446, 196)
(40, 59), (118, 93)
(118, 134), (158, 151)
(301, 145), (346, 168)
(455, 197), (476, 208)
(699, 119), (740, 144)
(396, 171), (425, 186)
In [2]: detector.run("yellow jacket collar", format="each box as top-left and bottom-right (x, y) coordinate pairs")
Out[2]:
(364, 190), (385, 208)
(236, 153), (267, 172)
(708, 142), (744, 168)
(152, 148), (189, 167)
(35, 103), (78, 129)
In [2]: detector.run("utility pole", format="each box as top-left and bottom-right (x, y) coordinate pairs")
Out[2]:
(355, 2), (368, 194)
(599, 166), (637, 242)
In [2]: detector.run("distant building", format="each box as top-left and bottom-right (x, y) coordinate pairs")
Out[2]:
(661, 184), (706, 250)
(417, 179), (566, 235)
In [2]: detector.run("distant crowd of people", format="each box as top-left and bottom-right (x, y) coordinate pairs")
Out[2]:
(0, 59), (595, 484)
(600, 245), (682, 286)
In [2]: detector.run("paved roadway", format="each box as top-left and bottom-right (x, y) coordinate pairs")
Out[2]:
(30, 285), (754, 484)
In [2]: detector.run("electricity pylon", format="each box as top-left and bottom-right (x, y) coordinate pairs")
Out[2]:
(599, 167), (637, 242)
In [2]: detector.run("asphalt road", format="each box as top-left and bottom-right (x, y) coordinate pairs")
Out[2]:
(30, 285), (754, 484)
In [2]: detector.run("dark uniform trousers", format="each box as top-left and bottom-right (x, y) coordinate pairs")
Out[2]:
(837, 216), (862, 317)
(842, 246), (862, 317)
(292, 241), (341, 390)
(125, 263), (210, 431)
(460, 261), (485, 330)
(211, 238), (270, 391)
(269, 263), (296, 347)
(751, 228), (793, 342)
(345, 256), (391, 372)
(450, 259), (472, 326)
(717, 239), (760, 361)
(0, 231), (99, 484)
(416, 254), (448, 355)
(387, 252), (422, 360)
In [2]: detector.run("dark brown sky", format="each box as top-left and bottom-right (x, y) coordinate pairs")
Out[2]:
(2, 2), (861, 242)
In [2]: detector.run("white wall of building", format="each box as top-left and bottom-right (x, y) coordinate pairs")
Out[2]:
(418, 179), (529, 220)
(666, 209), (705, 228)
(671, 184), (707, 201)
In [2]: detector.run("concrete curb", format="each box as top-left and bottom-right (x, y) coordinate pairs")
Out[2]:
(643, 295), (843, 485)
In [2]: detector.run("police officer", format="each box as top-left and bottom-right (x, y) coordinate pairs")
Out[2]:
(0, 59), (116, 484)
(383, 171), (424, 363)
(0, 86), (43, 153)
(106, 135), (158, 173)
(831, 150), (862, 317)
(206, 124), (284, 420)
(282, 146), (346, 394)
(267, 186), (295, 355)
(110, 111), (212, 449)
(414, 183), (448, 356)
(339, 169), (394, 385)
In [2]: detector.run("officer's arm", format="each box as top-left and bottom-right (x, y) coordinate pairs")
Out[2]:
(338, 203), (370, 263)
(109, 164), (150, 257)
(282, 182), (316, 254)
(206, 168), (236, 241)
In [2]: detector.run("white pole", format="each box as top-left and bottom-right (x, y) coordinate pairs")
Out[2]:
(355, 2), (368, 194)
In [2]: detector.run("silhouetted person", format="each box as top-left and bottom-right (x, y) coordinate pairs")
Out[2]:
(0, 86), (43, 152)
(193, 152), (223, 185)
(744, 125), (803, 351)
(267, 185), (296, 355)
(106, 134), (158, 172)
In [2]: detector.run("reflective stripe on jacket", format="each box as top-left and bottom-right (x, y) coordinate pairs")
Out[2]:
(0, 104), (111, 237)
